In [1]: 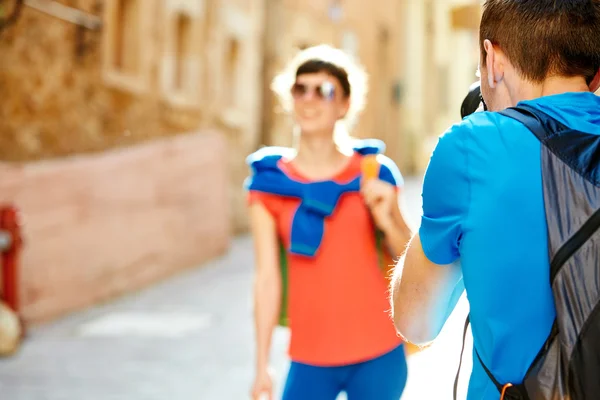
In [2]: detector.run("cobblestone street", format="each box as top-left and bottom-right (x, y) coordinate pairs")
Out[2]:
(0, 177), (472, 400)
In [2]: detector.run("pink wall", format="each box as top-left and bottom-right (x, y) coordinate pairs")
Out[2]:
(0, 131), (230, 323)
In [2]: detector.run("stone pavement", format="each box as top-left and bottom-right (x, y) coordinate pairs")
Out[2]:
(0, 176), (473, 400)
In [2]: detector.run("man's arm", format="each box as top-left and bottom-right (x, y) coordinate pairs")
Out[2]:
(390, 233), (463, 344)
(390, 123), (470, 345)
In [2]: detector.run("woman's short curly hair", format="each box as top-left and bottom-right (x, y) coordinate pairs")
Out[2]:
(271, 44), (369, 131)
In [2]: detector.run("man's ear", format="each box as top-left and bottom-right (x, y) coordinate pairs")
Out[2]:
(484, 40), (497, 89)
(589, 68), (600, 93)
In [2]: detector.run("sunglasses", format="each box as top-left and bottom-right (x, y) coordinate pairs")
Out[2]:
(291, 81), (336, 101)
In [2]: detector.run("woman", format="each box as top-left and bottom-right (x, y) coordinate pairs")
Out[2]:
(246, 45), (412, 400)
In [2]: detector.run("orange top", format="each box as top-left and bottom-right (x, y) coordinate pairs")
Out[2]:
(248, 152), (402, 366)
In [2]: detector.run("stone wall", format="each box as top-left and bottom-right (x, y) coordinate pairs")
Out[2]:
(0, 131), (229, 323)
(0, 1), (195, 160)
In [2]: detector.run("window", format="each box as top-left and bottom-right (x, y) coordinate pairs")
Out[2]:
(174, 14), (192, 92)
(114, 0), (138, 74)
(160, 1), (205, 108)
(224, 38), (240, 108)
(102, 0), (153, 93)
(213, 5), (253, 128)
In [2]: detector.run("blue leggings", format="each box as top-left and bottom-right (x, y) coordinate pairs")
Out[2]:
(282, 344), (408, 400)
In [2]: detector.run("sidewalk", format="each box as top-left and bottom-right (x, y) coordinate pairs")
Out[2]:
(0, 176), (472, 400)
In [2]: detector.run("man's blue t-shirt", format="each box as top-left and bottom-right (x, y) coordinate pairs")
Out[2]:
(419, 92), (600, 399)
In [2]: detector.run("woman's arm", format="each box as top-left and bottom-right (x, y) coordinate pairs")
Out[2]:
(382, 190), (413, 257)
(248, 201), (282, 373)
(362, 180), (413, 258)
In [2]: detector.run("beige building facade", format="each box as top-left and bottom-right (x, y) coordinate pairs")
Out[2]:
(399, 0), (482, 173)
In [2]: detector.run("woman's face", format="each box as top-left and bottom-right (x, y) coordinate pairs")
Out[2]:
(291, 71), (350, 136)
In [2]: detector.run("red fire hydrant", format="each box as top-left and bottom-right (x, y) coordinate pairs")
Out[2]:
(0, 206), (23, 316)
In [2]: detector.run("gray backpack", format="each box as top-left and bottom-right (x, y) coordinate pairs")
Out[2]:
(454, 104), (600, 400)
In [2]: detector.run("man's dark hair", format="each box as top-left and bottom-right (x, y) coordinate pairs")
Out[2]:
(296, 60), (352, 98)
(480, 0), (600, 84)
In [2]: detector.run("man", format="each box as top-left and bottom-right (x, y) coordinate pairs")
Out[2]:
(391, 1), (600, 399)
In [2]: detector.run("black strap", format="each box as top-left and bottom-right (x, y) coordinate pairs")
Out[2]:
(550, 206), (600, 281)
(475, 347), (505, 393)
(498, 107), (551, 142)
(453, 314), (471, 400)
(474, 336), (530, 399)
(453, 314), (530, 400)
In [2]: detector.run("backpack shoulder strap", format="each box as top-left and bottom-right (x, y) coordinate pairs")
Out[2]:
(498, 105), (557, 142)
(499, 105), (600, 186)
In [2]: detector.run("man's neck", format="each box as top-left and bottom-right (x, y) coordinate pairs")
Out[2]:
(513, 75), (591, 104)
